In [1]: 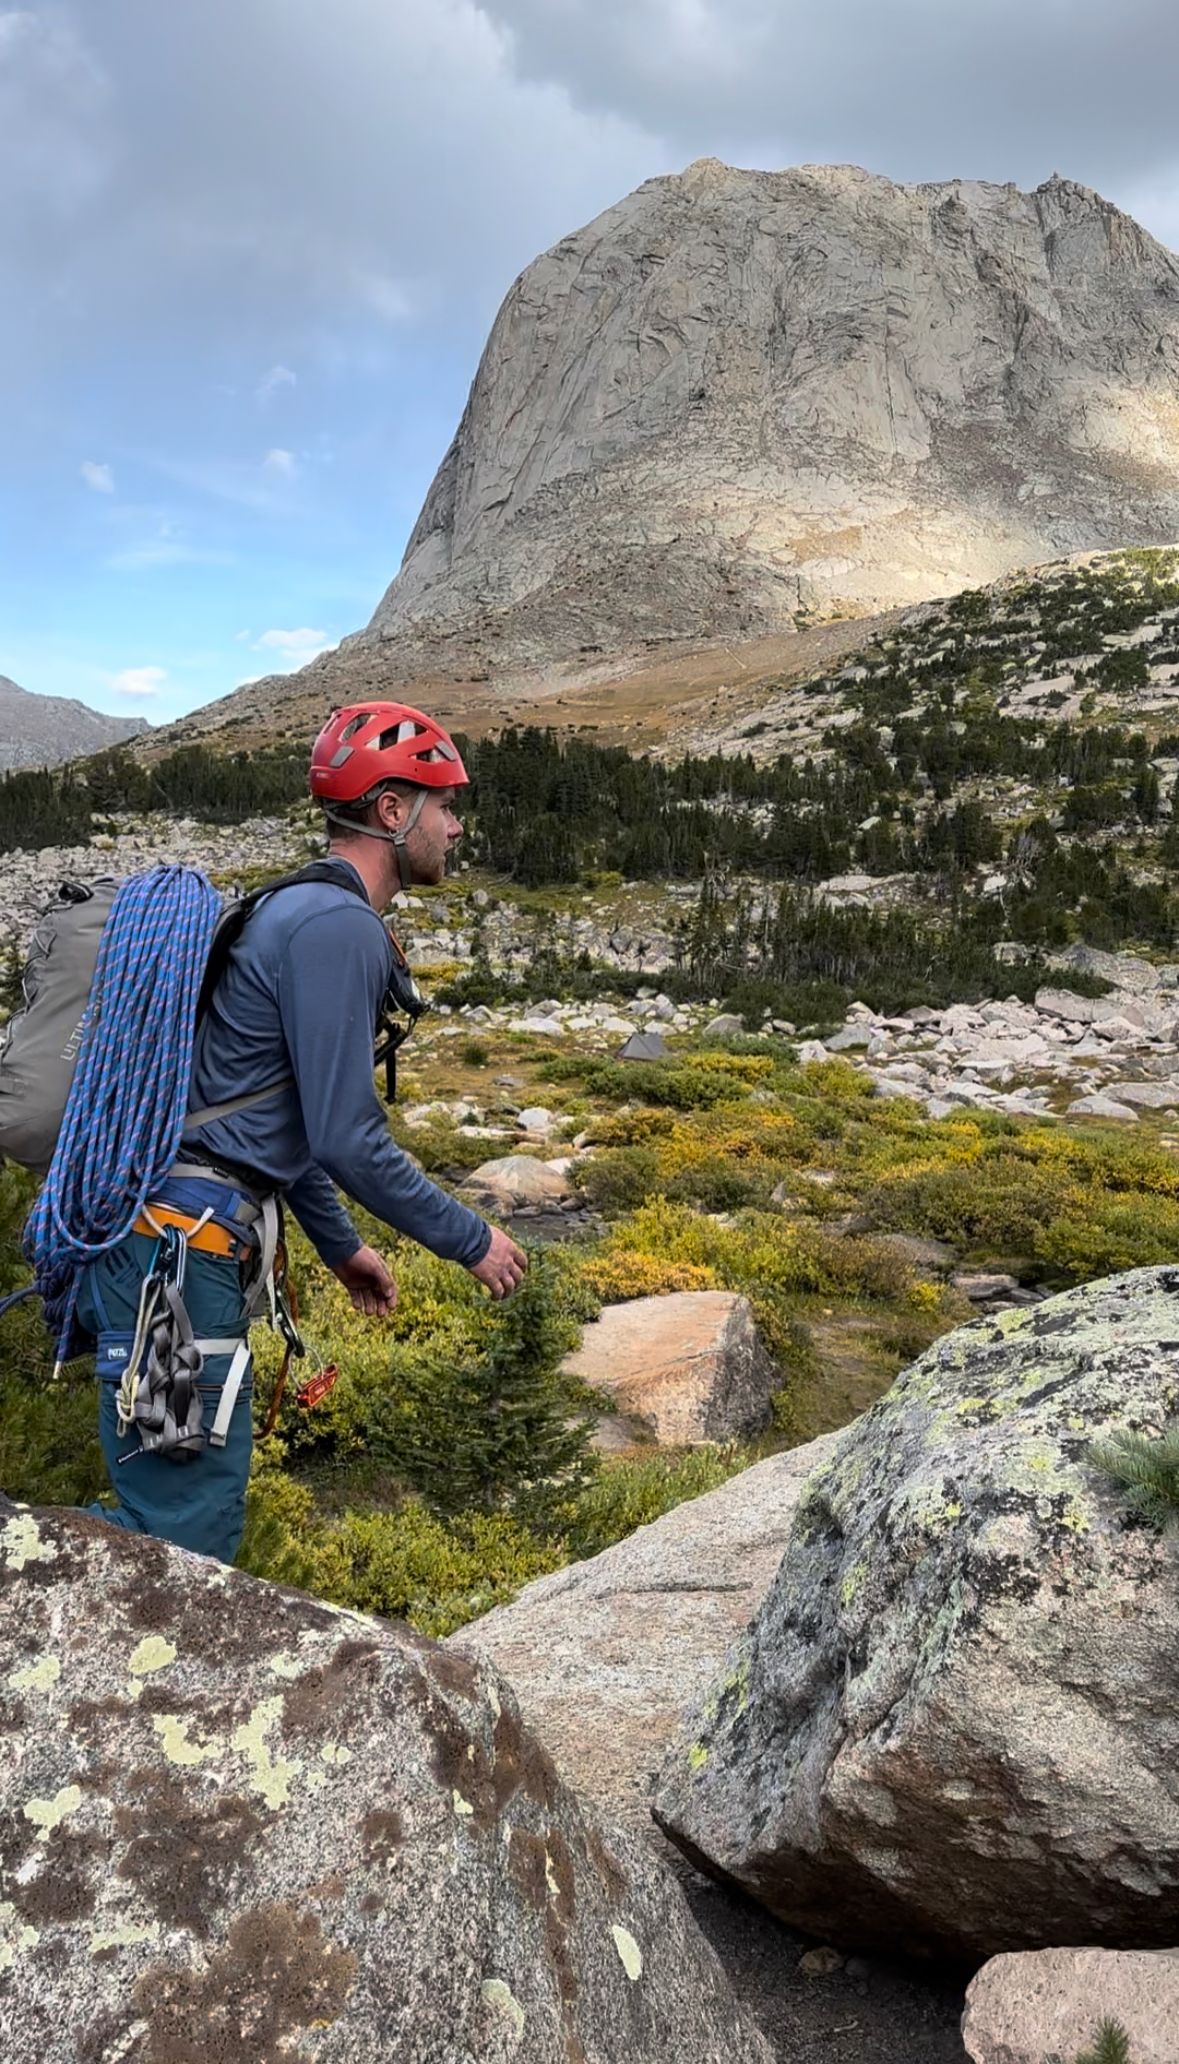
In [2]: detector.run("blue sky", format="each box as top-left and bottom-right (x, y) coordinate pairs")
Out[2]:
(3, 0), (1178, 725)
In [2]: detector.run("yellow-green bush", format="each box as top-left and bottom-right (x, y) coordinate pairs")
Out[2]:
(581, 1198), (939, 1318)
(558, 1446), (747, 1562)
(863, 1153), (1080, 1257)
(577, 1105), (811, 1216)
(239, 1446), (562, 1634)
(1034, 1195), (1179, 1279)
(580, 1252), (720, 1301)
(314, 1504), (564, 1638)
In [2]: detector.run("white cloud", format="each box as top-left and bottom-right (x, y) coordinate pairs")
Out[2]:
(254, 626), (333, 664)
(257, 362), (296, 404)
(80, 459), (115, 493)
(263, 446), (298, 478)
(111, 664), (166, 697)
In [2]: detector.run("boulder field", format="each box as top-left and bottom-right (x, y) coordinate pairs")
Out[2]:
(653, 1267), (1179, 1961)
(0, 1498), (771, 2064)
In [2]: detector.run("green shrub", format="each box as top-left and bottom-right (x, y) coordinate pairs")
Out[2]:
(863, 1153), (1074, 1257)
(388, 1112), (495, 1175)
(1046, 2018), (1133, 2064)
(314, 1503), (563, 1637)
(1090, 1422), (1179, 1534)
(558, 1446), (746, 1561)
(1034, 1197), (1179, 1279)
(457, 1038), (491, 1066)
(575, 1146), (661, 1216)
(237, 1441), (333, 1592)
(541, 1054), (754, 1110)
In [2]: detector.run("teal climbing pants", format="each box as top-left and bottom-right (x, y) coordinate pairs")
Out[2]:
(76, 1228), (254, 1564)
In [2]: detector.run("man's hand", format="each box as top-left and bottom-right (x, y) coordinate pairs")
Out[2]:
(332, 1245), (398, 1317)
(469, 1226), (528, 1301)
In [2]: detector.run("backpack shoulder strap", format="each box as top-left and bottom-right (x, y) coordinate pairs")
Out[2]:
(195, 859), (370, 1022)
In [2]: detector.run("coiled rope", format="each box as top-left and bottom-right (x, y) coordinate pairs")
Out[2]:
(24, 864), (222, 1359)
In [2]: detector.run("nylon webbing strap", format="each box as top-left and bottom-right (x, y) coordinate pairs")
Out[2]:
(183, 1076), (294, 1133)
(208, 1340), (252, 1448)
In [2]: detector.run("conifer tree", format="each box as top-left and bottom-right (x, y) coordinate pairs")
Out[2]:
(369, 1251), (596, 1531)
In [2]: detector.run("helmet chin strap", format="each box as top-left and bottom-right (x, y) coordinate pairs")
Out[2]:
(324, 788), (429, 890)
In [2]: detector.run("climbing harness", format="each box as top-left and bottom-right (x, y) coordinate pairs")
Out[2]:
(110, 1161), (280, 1462)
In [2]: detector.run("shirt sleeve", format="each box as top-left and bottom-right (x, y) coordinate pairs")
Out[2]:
(276, 902), (492, 1270)
(284, 1162), (362, 1269)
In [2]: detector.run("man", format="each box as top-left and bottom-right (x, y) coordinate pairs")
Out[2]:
(76, 701), (526, 1562)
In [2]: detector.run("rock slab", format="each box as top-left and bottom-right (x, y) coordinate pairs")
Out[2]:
(654, 1268), (1179, 1960)
(0, 1498), (771, 2064)
(962, 1946), (1179, 2064)
(455, 1433), (842, 1831)
(461, 1152), (575, 1209)
(563, 1291), (780, 1445)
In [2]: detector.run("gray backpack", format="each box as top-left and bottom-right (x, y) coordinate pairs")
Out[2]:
(0, 861), (421, 1175)
(0, 881), (120, 1174)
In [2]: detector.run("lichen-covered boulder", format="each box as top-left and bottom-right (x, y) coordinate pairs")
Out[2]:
(0, 1499), (772, 2064)
(653, 1268), (1179, 1960)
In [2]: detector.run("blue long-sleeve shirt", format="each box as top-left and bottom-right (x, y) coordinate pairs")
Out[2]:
(186, 862), (491, 1271)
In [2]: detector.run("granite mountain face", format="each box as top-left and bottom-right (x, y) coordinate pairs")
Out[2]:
(368, 161), (1179, 661)
(154, 159), (1179, 745)
(0, 675), (148, 772)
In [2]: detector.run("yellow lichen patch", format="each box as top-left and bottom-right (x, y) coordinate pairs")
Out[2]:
(0, 1901), (39, 1974)
(153, 1714), (223, 1769)
(452, 1790), (475, 1818)
(687, 1742), (709, 1772)
(8, 1655), (61, 1694)
(0, 1511), (56, 1572)
(23, 1783), (83, 1834)
(230, 1696), (301, 1810)
(611, 1925), (644, 1981)
(268, 1651), (304, 1680)
(320, 1743), (352, 1767)
(840, 1558), (870, 1607)
(128, 1636), (177, 1677)
(482, 1978), (526, 2037)
(88, 1921), (161, 1954)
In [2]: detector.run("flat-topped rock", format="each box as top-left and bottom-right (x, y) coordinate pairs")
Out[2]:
(563, 1292), (779, 1446)
(461, 1154), (577, 1209)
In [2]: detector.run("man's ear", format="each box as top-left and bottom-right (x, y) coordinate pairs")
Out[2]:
(373, 787), (404, 834)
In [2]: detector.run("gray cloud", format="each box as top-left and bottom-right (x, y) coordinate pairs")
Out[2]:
(0, 0), (663, 387)
(486, 0), (1179, 220)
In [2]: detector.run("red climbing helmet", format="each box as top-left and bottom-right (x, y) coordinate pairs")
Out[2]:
(309, 701), (469, 804)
